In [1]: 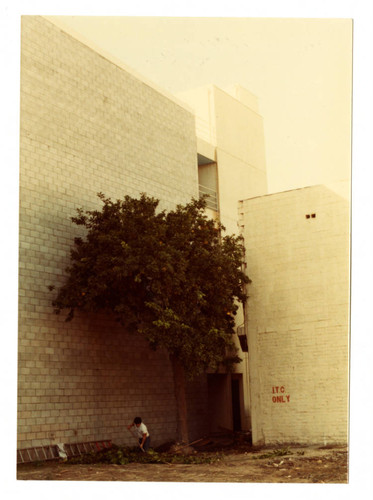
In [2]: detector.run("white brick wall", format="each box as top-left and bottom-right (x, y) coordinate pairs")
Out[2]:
(240, 185), (350, 445)
(18, 16), (206, 450)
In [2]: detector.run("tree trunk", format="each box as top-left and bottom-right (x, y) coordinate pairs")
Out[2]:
(170, 354), (189, 444)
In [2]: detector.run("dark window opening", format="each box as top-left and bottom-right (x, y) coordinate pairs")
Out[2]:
(238, 334), (248, 352)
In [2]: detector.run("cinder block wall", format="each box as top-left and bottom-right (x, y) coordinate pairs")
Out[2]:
(239, 186), (350, 445)
(18, 16), (207, 450)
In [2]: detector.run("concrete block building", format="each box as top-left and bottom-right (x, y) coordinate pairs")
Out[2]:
(18, 15), (349, 457)
(239, 186), (350, 445)
(178, 85), (268, 434)
(19, 15), (204, 451)
(18, 16), (261, 453)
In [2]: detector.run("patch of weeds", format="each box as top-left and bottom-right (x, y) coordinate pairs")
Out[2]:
(66, 445), (221, 466)
(163, 453), (221, 465)
(252, 448), (292, 460)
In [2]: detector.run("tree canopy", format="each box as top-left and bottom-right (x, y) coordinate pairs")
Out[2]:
(52, 193), (249, 376)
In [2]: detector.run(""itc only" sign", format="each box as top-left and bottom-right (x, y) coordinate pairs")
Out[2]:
(272, 386), (290, 403)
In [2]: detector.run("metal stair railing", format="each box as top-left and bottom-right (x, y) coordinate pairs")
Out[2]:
(199, 184), (219, 211)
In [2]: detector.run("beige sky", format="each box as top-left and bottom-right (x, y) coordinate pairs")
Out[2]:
(50, 16), (352, 198)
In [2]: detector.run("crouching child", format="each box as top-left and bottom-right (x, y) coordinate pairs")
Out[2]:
(127, 417), (151, 452)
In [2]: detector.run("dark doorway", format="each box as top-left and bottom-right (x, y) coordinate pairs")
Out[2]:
(207, 374), (230, 433)
(231, 378), (242, 431)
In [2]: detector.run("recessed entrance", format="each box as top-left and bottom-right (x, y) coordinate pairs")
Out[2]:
(231, 377), (242, 431)
(207, 373), (243, 433)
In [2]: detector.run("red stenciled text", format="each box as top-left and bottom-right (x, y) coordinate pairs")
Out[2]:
(272, 386), (290, 403)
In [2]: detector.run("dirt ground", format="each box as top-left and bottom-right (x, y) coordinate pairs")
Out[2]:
(17, 442), (348, 483)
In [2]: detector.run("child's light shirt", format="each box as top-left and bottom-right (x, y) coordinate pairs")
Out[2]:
(134, 422), (149, 438)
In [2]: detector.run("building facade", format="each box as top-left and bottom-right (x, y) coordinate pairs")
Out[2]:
(19, 15), (205, 451)
(239, 185), (350, 445)
(18, 16), (349, 457)
(18, 16), (260, 453)
(178, 84), (268, 435)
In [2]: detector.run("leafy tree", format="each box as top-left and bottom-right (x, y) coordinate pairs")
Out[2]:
(51, 193), (249, 443)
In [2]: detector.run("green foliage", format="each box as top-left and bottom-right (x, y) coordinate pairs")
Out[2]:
(252, 448), (292, 460)
(52, 193), (250, 377)
(67, 446), (220, 465)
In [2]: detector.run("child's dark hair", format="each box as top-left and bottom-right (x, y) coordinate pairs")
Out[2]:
(134, 417), (142, 424)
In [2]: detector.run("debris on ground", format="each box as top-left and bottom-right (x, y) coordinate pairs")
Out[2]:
(17, 434), (348, 483)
